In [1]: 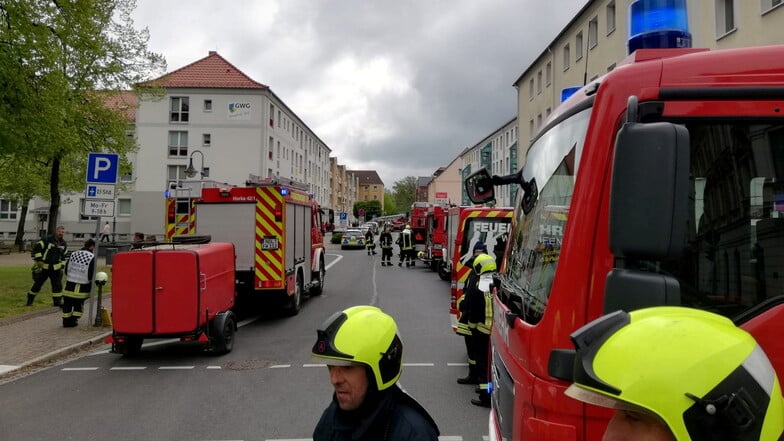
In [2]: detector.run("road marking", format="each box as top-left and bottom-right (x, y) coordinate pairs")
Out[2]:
(0, 365), (19, 375)
(110, 366), (146, 370)
(64, 362), (471, 372)
(302, 363), (325, 368)
(403, 363), (435, 367)
(447, 362), (469, 367)
(270, 364), (291, 369)
(206, 365), (222, 369)
(62, 367), (99, 371)
(158, 366), (194, 370)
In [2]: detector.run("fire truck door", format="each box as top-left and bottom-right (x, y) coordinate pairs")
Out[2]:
(154, 251), (200, 334)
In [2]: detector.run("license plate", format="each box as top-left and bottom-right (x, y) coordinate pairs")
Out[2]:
(262, 238), (279, 250)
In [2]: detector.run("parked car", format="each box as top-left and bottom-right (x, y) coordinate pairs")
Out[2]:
(341, 229), (366, 250)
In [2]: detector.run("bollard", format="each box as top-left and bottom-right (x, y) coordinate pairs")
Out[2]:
(93, 271), (108, 327)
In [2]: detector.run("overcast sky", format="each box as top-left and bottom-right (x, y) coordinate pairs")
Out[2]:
(131, 0), (588, 187)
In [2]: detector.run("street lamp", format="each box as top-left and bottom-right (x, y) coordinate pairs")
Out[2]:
(184, 150), (206, 179)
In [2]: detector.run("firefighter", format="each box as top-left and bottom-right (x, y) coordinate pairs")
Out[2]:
(312, 305), (440, 440)
(379, 224), (394, 266)
(456, 241), (487, 386)
(364, 228), (376, 256)
(61, 239), (96, 328)
(464, 252), (496, 407)
(26, 225), (68, 307)
(396, 224), (414, 267)
(565, 306), (784, 441)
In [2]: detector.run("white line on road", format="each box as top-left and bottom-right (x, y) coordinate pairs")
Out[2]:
(158, 366), (194, 370)
(62, 367), (99, 371)
(109, 366), (146, 370)
(270, 364), (291, 369)
(403, 363), (435, 367)
(447, 362), (469, 367)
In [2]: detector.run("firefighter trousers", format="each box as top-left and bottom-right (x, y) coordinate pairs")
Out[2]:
(62, 296), (87, 327)
(29, 269), (63, 304)
(468, 331), (490, 396)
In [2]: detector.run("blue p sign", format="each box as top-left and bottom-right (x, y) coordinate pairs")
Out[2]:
(86, 153), (119, 184)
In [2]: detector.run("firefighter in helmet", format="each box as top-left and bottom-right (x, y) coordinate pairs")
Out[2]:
(364, 227), (376, 256)
(456, 241), (487, 387)
(565, 306), (784, 441)
(61, 239), (97, 327)
(312, 305), (440, 440)
(26, 225), (68, 307)
(396, 224), (414, 267)
(462, 252), (496, 407)
(379, 224), (394, 266)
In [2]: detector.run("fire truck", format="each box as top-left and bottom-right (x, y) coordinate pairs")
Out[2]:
(417, 204), (449, 271)
(189, 177), (326, 315)
(408, 202), (429, 253)
(444, 205), (512, 331)
(465, 43), (784, 441)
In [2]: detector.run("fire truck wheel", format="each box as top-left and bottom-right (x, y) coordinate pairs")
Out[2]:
(210, 312), (236, 355)
(310, 259), (325, 296)
(285, 271), (304, 316)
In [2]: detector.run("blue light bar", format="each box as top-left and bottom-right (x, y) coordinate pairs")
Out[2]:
(164, 190), (170, 198)
(628, 0), (691, 54)
(561, 86), (582, 102)
(280, 188), (289, 196)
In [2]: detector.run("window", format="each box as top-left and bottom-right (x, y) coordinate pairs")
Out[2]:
(545, 62), (552, 86)
(716, 0), (736, 37)
(563, 44), (570, 71)
(269, 104), (275, 127)
(0, 199), (18, 220)
(170, 97), (189, 123)
(167, 165), (188, 182)
(202, 133), (211, 146)
(537, 70), (542, 95)
(203, 99), (212, 112)
(588, 16), (598, 48)
(118, 198), (131, 216)
(575, 32), (584, 60)
(120, 170), (133, 182)
(529, 78), (534, 100)
(762, 0), (782, 13)
(606, 1), (616, 35)
(168, 131), (188, 157)
(607, 62), (616, 72)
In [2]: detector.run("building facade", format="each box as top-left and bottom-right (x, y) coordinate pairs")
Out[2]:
(457, 117), (519, 207)
(350, 170), (385, 211)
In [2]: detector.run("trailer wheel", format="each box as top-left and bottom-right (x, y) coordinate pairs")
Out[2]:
(310, 258), (325, 296)
(285, 271), (303, 316)
(210, 312), (236, 355)
(438, 261), (450, 281)
(117, 336), (143, 357)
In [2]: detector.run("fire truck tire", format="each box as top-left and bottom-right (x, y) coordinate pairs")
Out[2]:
(285, 271), (304, 316)
(310, 259), (326, 296)
(210, 311), (236, 355)
(438, 261), (450, 281)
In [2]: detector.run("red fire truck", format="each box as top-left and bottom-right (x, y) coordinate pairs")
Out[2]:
(408, 202), (429, 253)
(192, 177), (326, 315)
(418, 204), (449, 271)
(444, 206), (512, 331)
(465, 44), (784, 441)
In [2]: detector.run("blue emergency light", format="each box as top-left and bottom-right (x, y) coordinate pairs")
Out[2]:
(561, 86), (582, 103)
(280, 187), (289, 196)
(627, 0), (691, 54)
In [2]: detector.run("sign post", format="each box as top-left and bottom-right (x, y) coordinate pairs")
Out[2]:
(84, 153), (119, 327)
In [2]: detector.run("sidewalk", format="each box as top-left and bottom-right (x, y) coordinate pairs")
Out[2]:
(0, 251), (113, 381)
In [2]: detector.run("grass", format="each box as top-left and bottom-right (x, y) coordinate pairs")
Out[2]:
(0, 265), (113, 320)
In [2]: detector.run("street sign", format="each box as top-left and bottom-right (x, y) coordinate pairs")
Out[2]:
(85, 184), (115, 200)
(83, 200), (115, 217)
(86, 153), (119, 184)
(339, 212), (347, 221)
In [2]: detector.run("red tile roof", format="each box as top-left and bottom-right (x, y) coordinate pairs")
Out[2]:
(140, 51), (268, 90)
(102, 90), (138, 123)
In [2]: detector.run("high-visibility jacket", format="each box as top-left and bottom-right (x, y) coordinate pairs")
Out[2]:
(63, 248), (95, 299)
(379, 232), (393, 249)
(398, 229), (414, 251)
(32, 235), (67, 271)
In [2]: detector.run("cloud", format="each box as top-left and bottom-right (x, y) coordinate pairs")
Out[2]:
(132, 0), (587, 187)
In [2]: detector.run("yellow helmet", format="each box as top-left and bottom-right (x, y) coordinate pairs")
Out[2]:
(566, 306), (784, 441)
(417, 251), (425, 258)
(311, 305), (403, 391)
(472, 253), (496, 275)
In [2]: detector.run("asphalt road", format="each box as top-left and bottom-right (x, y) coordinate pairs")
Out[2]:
(0, 246), (490, 440)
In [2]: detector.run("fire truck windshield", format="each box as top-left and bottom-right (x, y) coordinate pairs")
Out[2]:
(502, 107), (591, 324)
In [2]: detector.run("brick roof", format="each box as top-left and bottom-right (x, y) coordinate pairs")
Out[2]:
(350, 170), (384, 186)
(102, 90), (138, 123)
(140, 51), (268, 90)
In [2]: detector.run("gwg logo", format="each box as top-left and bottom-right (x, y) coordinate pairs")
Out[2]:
(228, 102), (251, 113)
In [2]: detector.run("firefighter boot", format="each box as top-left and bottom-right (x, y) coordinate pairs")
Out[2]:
(25, 293), (35, 306)
(471, 392), (491, 408)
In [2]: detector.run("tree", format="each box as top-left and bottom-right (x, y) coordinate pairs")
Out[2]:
(353, 200), (382, 219)
(392, 176), (417, 213)
(0, 0), (165, 235)
(383, 190), (397, 215)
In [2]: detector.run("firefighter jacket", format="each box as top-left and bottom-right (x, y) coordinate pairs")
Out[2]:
(396, 229), (414, 251)
(365, 231), (375, 247)
(32, 235), (67, 271)
(379, 231), (393, 249)
(63, 248), (95, 299)
(313, 383), (439, 441)
(456, 257), (477, 336)
(463, 272), (494, 335)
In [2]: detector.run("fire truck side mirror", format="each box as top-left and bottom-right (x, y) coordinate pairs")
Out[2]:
(465, 168), (495, 204)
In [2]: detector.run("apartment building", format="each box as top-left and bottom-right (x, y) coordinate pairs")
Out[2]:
(350, 170), (385, 211)
(457, 117), (519, 207)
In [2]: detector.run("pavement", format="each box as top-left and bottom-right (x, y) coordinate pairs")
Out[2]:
(0, 251), (113, 382)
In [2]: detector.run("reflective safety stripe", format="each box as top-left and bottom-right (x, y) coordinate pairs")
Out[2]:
(476, 292), (494, 334)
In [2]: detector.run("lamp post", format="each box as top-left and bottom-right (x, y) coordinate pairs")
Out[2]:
(93, 271), (108, 327)
(184, 150), (206, 179)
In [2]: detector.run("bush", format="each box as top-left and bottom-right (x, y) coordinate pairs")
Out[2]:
(331, 233), (344, 244)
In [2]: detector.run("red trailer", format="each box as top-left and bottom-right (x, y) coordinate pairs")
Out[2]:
(108, 241), (237, 356)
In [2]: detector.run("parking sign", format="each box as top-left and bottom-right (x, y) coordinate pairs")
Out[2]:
(86, 153), (119, 184)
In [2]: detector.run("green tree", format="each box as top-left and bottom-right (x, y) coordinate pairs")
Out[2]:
(392, 176), (417, 213)
(0, 0), (165, 235)
(353, 200), (382, 219)
(383, 190), (397, 215)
